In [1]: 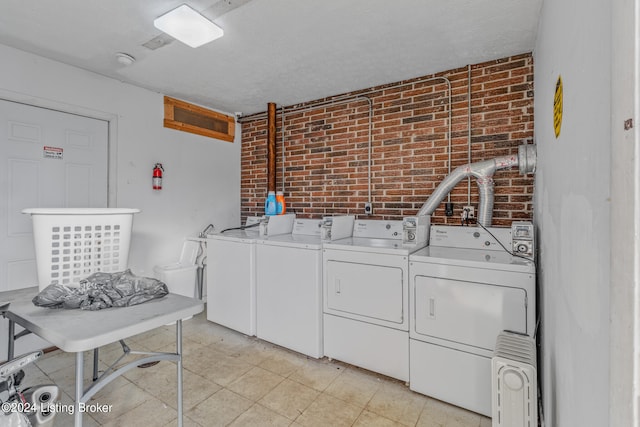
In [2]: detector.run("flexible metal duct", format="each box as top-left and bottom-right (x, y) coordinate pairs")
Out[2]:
(417, 144), (536, 226)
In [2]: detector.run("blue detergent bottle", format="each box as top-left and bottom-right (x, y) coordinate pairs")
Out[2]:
(265, 191), (277, 216)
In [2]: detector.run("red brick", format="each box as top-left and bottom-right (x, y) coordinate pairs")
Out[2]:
(240, 54), (534, 224)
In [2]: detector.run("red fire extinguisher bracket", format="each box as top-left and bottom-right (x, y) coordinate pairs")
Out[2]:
(153, 163), (164, 190)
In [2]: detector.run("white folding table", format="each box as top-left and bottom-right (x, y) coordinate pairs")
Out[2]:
(0, 287), (204, 427)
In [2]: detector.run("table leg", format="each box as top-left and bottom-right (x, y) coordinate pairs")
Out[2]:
(7, 319), (14, 360)
(75, 351), (84, 427)
(176, 319), (183, 427)
(93, 348), (99, 381)
(197, 266), (204, 300)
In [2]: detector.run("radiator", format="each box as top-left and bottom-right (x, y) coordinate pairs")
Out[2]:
(492, 331), (538, 427)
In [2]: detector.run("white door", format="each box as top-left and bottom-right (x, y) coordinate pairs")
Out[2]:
(323, 248), (409, 329)
(413, 275), (527, 351)
(0, 99), (108, 359)
(0, 99), (108, 291)
(325, 260), (404, 324)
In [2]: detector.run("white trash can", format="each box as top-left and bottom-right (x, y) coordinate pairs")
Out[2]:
(154, 240), (200, 298)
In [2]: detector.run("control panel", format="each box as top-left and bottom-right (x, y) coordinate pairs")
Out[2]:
(402, 215), (431, 246)
(259, 213), (295, 237)
(320, 215), (355, 241)
(292, 219), (323, 236)
(511, 221), (535, 260)
(429, 225), (511, 250)
(352, 219), (403, 239)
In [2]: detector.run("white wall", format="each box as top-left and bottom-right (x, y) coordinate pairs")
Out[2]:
(610, 1), (640, 425)
(533, 1), (611, 426)
(0, 43), (241, 279)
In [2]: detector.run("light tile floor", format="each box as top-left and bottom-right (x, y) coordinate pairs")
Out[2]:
(21, 311), (491, 426)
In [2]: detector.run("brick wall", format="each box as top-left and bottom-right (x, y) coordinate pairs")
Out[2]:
(240, 53), (534, 226)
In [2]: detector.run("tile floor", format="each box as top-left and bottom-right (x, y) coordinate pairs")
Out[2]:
(21, 311), (491, 426)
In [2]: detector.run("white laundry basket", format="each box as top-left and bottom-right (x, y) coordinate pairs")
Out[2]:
(22, 208), (140, 290)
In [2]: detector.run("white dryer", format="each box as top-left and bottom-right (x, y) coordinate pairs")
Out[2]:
(206, 215), (294, 336)
(409, 225), (536, 417)
(322, 217), (429, 381)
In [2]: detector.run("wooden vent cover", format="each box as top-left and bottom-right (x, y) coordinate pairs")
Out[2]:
(164, 96), (235, 142)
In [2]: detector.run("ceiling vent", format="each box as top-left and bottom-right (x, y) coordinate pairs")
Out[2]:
(142, 34), (175, 50)
(164, 96), (235, 142)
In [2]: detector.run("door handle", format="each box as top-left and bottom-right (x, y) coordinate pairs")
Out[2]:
(429, 297), (436, 319)
(335, 278), (341, 294)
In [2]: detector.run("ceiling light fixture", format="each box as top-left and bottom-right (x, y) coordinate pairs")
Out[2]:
(153, 4), (224, 48)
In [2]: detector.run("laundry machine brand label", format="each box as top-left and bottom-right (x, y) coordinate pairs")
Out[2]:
(430, 226), (511, 250)
(352, 220), (403, 239)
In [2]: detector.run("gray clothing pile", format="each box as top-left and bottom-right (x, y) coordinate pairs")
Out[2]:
(32, 269), (169, 311)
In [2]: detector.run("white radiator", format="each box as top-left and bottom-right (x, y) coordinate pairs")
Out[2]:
(492, 331), (538, 427)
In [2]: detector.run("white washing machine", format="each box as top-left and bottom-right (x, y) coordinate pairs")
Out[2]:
(409, 224), (536, 417)
(322, 216), (430, 381)
(206, 215), (294, 336)
(255, 216), (354, 358)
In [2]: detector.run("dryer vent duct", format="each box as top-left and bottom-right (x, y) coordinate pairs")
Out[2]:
(417, 144), (536, 227)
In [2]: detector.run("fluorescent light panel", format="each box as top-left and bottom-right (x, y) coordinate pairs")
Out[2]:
(154, 4), (223, 48)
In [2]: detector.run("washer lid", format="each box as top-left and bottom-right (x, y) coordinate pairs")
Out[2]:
(410, 246), (534, 273)
(323, 236), (426, 255)
(257, 233), (322, 249)
(208, 228), (261, 242)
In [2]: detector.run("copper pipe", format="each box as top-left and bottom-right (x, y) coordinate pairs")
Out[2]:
(267, 102), (277, 192)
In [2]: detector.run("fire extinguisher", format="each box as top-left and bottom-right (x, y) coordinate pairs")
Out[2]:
(152, 163), (164, 190)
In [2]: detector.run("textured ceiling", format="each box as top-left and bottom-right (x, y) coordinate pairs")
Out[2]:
(0, 0), (542, 115)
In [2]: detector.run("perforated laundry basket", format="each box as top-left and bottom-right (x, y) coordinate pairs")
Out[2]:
(22, 208), (140, 290)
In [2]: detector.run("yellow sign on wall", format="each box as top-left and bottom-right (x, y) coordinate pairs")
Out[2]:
(553, 75), (563, 138)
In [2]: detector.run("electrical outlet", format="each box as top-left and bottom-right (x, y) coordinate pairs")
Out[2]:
(445, 202), (454, 217)
(364, 202), (373, 215)
(463, 205), (475, 219)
